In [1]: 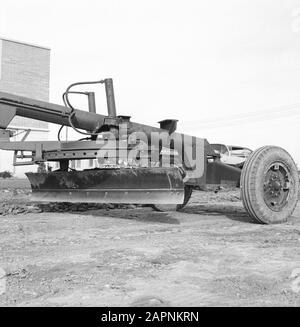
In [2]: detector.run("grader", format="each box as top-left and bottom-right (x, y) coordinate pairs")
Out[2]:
(0, 78), (298, 224)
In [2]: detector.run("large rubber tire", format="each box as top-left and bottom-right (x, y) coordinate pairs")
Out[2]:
(241, 146), (299, 224)
(151, 185), (193, 212)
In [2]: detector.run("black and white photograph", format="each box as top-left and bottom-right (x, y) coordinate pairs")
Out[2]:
(0, 0), (300, 311)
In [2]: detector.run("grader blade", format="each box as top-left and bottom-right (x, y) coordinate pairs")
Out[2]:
(26, 167), (184, 204)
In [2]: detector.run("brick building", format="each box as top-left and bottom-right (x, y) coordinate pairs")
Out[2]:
(0, 37), (50, 177)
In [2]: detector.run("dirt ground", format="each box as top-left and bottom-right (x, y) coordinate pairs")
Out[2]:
(0, 179), (300, 307)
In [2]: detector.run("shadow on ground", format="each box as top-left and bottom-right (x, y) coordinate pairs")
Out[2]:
(72, 203), (255, 225)
(180, 203), (255, 224)
(75, 208), (181, 225)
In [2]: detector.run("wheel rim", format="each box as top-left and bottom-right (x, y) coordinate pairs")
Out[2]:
(263, 162), (291, 212)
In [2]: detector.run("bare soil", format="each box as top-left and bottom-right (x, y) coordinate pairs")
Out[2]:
(0, 180), (300, 307)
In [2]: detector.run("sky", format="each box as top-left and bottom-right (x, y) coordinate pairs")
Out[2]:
(1, 0), (300, 165)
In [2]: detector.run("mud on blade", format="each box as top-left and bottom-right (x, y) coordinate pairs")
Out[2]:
(26, 167), (184, 204)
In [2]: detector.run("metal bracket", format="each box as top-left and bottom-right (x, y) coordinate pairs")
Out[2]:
(0, 129), (13, 141)
(13, 150), (35, 166)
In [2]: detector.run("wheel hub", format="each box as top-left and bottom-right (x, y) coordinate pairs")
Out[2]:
(263, 163), (290, 211)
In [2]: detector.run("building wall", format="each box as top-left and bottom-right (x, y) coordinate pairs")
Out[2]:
(0, 37), (50, 177)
